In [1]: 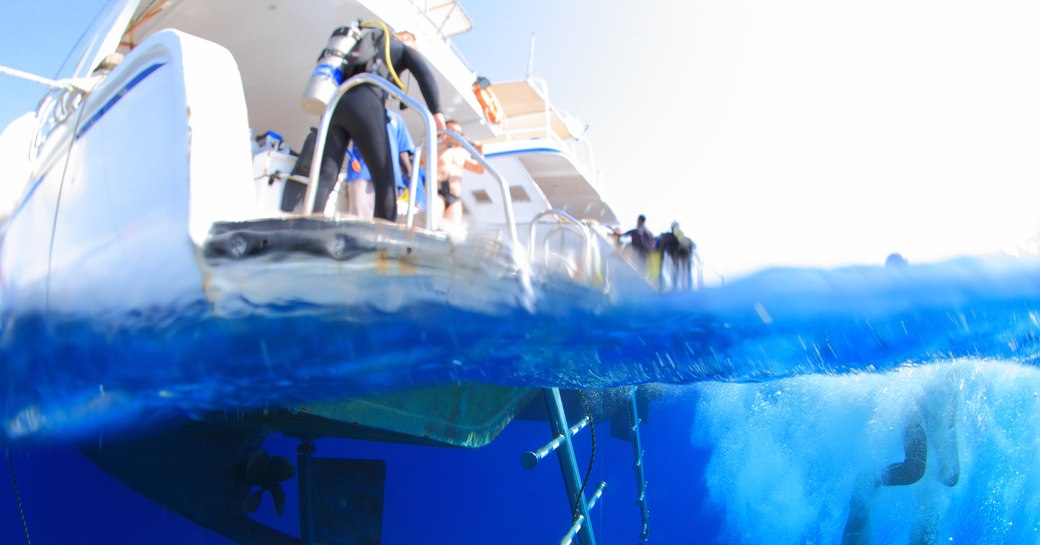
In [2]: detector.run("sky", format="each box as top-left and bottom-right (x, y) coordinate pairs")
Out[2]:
(2, 1), (1040, 278)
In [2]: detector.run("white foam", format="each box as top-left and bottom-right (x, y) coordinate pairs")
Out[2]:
(691, 360), (1040, 544)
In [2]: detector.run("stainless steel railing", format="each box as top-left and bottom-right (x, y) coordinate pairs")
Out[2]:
(303, 73), (439, 230)
(528, 210), (601, 285)
(303, 73), (520, 248)
(437, 130), (519, 246)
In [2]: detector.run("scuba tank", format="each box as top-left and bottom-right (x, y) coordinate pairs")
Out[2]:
(300, 21), (363, 116)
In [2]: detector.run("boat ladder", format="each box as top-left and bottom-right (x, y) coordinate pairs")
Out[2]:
(627, 386), (651, 543)
(521, 387), (651, 544)
(528, 211), (605, 287)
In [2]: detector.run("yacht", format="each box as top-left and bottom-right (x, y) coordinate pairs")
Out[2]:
(0, 1), (654, 543)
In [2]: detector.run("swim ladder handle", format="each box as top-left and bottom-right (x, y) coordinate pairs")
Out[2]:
(303, 73), (438, 231)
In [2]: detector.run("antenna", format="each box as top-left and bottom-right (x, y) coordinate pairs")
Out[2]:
(526, 33), (536, 80)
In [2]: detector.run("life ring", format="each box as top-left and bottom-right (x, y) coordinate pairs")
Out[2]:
(473, 81), (503, 125)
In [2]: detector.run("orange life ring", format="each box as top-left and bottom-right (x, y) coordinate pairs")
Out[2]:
(473, 84), (503, 125)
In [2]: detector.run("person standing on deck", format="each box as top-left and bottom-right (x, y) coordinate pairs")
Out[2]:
(657, 221), (696, 291)
(614, 214), (656, 269)
(435, 119), (484, 227)
(332, 108), (416, 219)
(385, 109), (417, 212)
(289, 28), (446, 221)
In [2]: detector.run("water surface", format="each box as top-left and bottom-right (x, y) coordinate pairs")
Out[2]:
(3, 254), (1040, 543)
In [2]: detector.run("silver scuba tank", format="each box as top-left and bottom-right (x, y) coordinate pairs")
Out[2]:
(300, 22), (363, 116)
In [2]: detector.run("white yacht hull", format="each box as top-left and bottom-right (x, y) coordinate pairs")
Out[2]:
(0, 29), (539, 321)
(1, 30), (255, 317)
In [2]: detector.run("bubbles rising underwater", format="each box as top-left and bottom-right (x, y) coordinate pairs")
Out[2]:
(692, 360), (1040, 544)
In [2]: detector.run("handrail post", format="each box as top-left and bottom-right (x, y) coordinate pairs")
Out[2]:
(303, 73), (438, 230)
(527, 210), (597, 282)
(437, 130), (519, 247)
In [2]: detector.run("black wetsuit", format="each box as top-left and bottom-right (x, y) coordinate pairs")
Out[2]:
(286, 37), (441, 220)
(623, 226), (655, 264)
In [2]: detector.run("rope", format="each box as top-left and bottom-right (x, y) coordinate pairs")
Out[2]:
(6, 451), (31, 545)
(572, 391), (596, 519)
(0, 65), (87, 92)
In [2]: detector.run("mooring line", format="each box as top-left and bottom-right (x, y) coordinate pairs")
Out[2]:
(6, 450), (31, 545)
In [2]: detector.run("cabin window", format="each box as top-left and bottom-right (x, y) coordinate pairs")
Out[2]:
(509, 185), (531, 203)
(471, 189), (492, 204)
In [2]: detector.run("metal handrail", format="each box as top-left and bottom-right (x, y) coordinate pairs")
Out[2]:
(696, 253), (725, 288)
(541, 226), (582, 278)
(438, 129), (519, 246)
(493, 77), (596, 173)
(302, 73), (527, 288)
(528, 210), (597, 282)
(303, 73), (438, 230)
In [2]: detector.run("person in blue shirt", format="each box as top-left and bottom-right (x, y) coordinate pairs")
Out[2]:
(386, 110), (427, 214)
(340, 109), (418, 219)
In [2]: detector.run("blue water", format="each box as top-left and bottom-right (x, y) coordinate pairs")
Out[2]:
(3, 254), (1040, 543)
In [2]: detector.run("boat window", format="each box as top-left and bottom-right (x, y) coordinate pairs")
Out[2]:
(471, 189), (492, 204)
(509, 185), (531, 203)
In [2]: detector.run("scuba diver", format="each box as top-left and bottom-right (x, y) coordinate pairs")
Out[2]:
(288, 22), (446, 221)
(656, 221), (695, 291)
(841, 400), (960, 545)
(843, 257), (960, 545)
(836, 253), (956, 540)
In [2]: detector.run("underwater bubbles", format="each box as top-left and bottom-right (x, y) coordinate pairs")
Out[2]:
(692, 360), (1040, 545)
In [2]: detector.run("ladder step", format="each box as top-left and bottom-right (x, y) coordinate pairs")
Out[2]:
(559, 482), (607, 545)
(520, 415), (590, 470)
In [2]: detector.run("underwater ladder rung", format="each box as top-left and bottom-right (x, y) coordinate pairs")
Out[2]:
(560, 482), (607, 545)
(521, 388), (603, 545)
